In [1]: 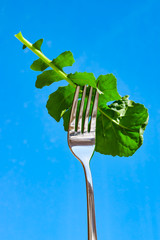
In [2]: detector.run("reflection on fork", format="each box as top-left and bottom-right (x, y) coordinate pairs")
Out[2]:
(68, 85), (99, 240)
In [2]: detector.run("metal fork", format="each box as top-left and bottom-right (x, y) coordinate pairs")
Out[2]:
(68, 85), (99, 240)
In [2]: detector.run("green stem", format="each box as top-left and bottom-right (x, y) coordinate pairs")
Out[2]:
(15, 32), (76, 88)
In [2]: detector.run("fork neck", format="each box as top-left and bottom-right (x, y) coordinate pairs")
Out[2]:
(82, 161), (97, 240)
(83, 160), (93, 187)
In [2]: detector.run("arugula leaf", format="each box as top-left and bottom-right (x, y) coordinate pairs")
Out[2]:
(31, 51), (75, 72)
(30, 58), (49, 71)
(23, 38), (43, 51)
(35, 70), (63, 88)
(63, 95), (149, 157)
(97, 74), (121, 104)
(52, 51), (75, 70)
(15, 32), (149, 158)
(96, 96), (149, 156)
(63, 108), (71, 131)
(68, 72), (97, 88)
(22, 44), (27, 49)
(32, 39), (43, 51)
(31, 51), (76, 88)
(46, 84), (75, 122)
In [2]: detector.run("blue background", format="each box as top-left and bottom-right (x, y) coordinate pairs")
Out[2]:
(0, 0), (160, 239)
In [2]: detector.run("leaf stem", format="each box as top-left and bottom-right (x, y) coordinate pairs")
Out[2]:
(15, 32), (76, 88)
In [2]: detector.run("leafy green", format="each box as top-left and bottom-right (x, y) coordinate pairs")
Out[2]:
(68, 72), (97, 88)
(22, 44), (27, 49)
(31, 51), (75, 72)
(97, 74), (121, 105)
(31, 51), (76, 88)
(23, 38), (43, 51)
(96, 96), (149, 156)
(15, 32), (149, 157)
(32, 39), (43, 51)
(35, 70), (64, 88)
(46, 84), (75, 122)
(63, 95), (148, 157)
(63, 107), (72, 131)
(30, 58), (49, 71)
(52, 51), (75, 70)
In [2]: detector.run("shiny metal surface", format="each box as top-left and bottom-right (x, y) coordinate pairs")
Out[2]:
(68, 85), (99, 240)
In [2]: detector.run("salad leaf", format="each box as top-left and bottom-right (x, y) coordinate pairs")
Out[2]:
(35, 70), (64, 88)
(46, 84), (75, 122)
(30, 58), (49, 71)
(97, 74), (121, 105)
(22, 44), (27, 49)
(15, 32), (149, 157)
(31, 51), (75, 72)
(68, 72), (97, 88)
(63, 95), (148, 157)
(23, 38), (43, 51)
(32, 39), (43, 51)
(96, 96), (149, 156)
(52, 51), (75, 70)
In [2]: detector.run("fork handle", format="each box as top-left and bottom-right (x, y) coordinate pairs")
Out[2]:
(83, 162), (97, 240)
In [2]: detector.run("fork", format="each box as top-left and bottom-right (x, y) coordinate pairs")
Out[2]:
(68, 85), (99, 240)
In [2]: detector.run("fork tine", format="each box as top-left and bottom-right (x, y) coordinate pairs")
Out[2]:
(83, 87), (93, 132)
(90, 90), (99, 132)
(77, 85), (87, 133)
(68, 86), (80, 133)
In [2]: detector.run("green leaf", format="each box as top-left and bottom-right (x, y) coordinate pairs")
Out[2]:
(62, 108), (71, 131)
(52, 51), (75, 70)
(15, 32), (149, 158)
(97, 74), (121, 105)
(32, 39), (43, 51)
(46, 84), (75, 122)
(30, 51), (75, 72)
(30, 50), (75, 90)
(23, 38), (43, 51)
(96, 96), (149, 157)
(35, 70), (64, 89)
(33, 51), (76, 88)
(30, 58), (49, 71)
(68, 72), (97, 87)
